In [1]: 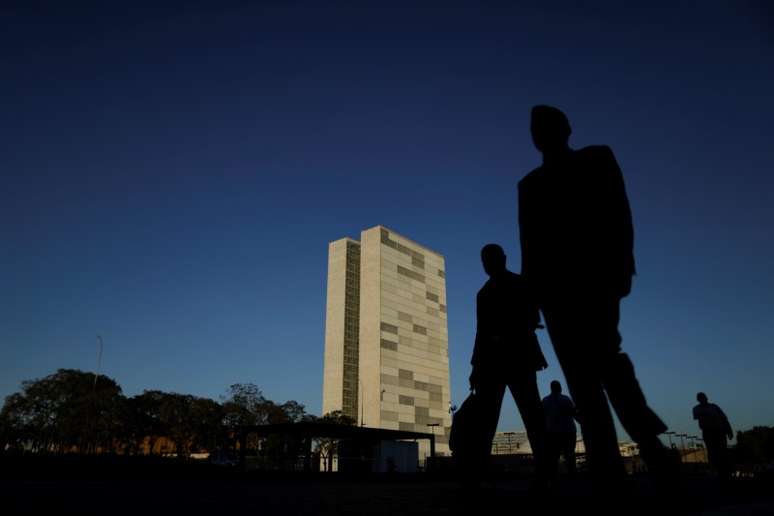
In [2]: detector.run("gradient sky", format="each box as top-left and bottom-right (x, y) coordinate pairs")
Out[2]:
(3, 2), (773, 439)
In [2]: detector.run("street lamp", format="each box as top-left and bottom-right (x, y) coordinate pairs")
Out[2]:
(359, 379), (364, 426)
(504, 431), (516, 454)
(664, 431), (676, 448)
(427, 423), (440, 463)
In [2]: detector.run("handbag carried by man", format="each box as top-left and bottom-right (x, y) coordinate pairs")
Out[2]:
(449, 392), (491, 475)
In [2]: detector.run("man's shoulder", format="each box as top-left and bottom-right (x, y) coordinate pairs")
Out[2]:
(505, 270), (523, 281)
(503, 271), (528, 290)
(518, 166), (544, 191)
(576, 145), (618, 169)
(577, 144), (614, 158)
(709, 403), (725, 414)
(477, 279), (494, 298)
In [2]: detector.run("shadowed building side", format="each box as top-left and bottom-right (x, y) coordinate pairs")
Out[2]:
(322, 238), (361, 422)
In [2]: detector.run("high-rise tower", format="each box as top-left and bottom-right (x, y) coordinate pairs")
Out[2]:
(323, 226), (451, 457)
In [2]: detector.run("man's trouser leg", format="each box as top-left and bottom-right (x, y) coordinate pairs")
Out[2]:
(545, 434), (561, 479)
(508, 371), (550, 482)
(542, 299), (626, 481)
(704, 433), (730, 478)
(561, 433), (577, 475)
(589, 297), (670, 481)
(474, 376), (507, 479)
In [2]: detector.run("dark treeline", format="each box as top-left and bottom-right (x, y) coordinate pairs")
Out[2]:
(736, 427), (774, 468)
(0, 368), (353, 460)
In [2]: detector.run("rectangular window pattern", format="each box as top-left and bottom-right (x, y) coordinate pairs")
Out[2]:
(397, 265), (425, 283)
(374, 227), (450, 453)
(341, 241), (360, 421)
(380, 339), (398, 351)
(380, 322), (398, 334)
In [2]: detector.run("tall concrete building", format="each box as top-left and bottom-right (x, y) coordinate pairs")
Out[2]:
(323, 225), (451, 457)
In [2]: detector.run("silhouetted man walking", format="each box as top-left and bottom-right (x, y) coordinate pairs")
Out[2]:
(518, 105), (670, 484)
(543, 380), (578, 477)
(469, 244), (549, 484)
(693, 392), (733, 478)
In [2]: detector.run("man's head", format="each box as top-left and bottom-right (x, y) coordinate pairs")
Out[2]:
(530, 105), (571, 155)
(481, 244), (506, 277)
(697, 392), (708, 404)
(550, 380), (562, 394)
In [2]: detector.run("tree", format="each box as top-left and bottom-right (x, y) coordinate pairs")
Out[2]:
(190, 397), (225, 453)
(280, 400), (306, 423)
(222, 383), (265, 429)
(0, 369), (123, 453)
(122, 390), (166, 455)
(0, 393), (29, 452)
(736, 426), (774, 466)
(158, 393), (198, 459)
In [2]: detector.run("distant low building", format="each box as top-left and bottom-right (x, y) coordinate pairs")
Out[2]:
(491, 431), (531, 455)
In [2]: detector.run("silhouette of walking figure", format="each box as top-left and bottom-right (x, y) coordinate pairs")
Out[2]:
(469, 244), (549, 485)
(518, 105), (671, 485)
(543, 380), (579, 477)
(693, 392), (734, 479)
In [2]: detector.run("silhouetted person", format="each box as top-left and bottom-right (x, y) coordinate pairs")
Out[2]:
(543, 380), (578, 477)
(518, 105), (671, 485)
(469, 243), (549, 484)
(693, 392), (733, 479)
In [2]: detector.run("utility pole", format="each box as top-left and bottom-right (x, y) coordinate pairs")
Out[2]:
(359, 379), (364, 426)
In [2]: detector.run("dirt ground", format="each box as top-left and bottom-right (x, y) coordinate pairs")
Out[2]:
(3, 473), (774, 516)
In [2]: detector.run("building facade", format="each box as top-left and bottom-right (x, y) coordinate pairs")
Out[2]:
(491, 431), (531, 455)
(323, 226), (452, 458)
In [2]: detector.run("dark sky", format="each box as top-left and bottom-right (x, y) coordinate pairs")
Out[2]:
(2, 1), (773, 437)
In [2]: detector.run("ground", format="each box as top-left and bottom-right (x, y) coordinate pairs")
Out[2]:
(3, 471), (773, 516)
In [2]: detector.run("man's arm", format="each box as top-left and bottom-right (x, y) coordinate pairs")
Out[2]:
(518, 181), (536, 283)
(716, 405), (734, 439)
(601, 147), (635, 297)
(469, 291), (484, 391)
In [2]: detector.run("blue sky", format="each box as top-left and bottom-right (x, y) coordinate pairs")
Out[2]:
(2, 2), (773, 439)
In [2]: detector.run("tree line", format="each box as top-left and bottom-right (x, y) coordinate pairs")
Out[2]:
(0, 368), (353, 461)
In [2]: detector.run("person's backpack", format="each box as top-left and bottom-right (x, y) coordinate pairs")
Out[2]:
(449, 392), (490, 471)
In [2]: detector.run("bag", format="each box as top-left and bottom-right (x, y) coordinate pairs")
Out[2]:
(449, 392), (489, 459)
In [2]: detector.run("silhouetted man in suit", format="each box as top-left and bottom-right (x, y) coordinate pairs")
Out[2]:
(518, 105), (670, 484)
(693, 392), (734, 478)
(469, 243), (549, 483)
(543, 380), (579, 477)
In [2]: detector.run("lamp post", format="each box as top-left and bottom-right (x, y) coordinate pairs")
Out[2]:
(665, 431), (676, 448)
(504, 431), (516, 454)
(359, 379), (364, 426)
(427, 423), (440, 464)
